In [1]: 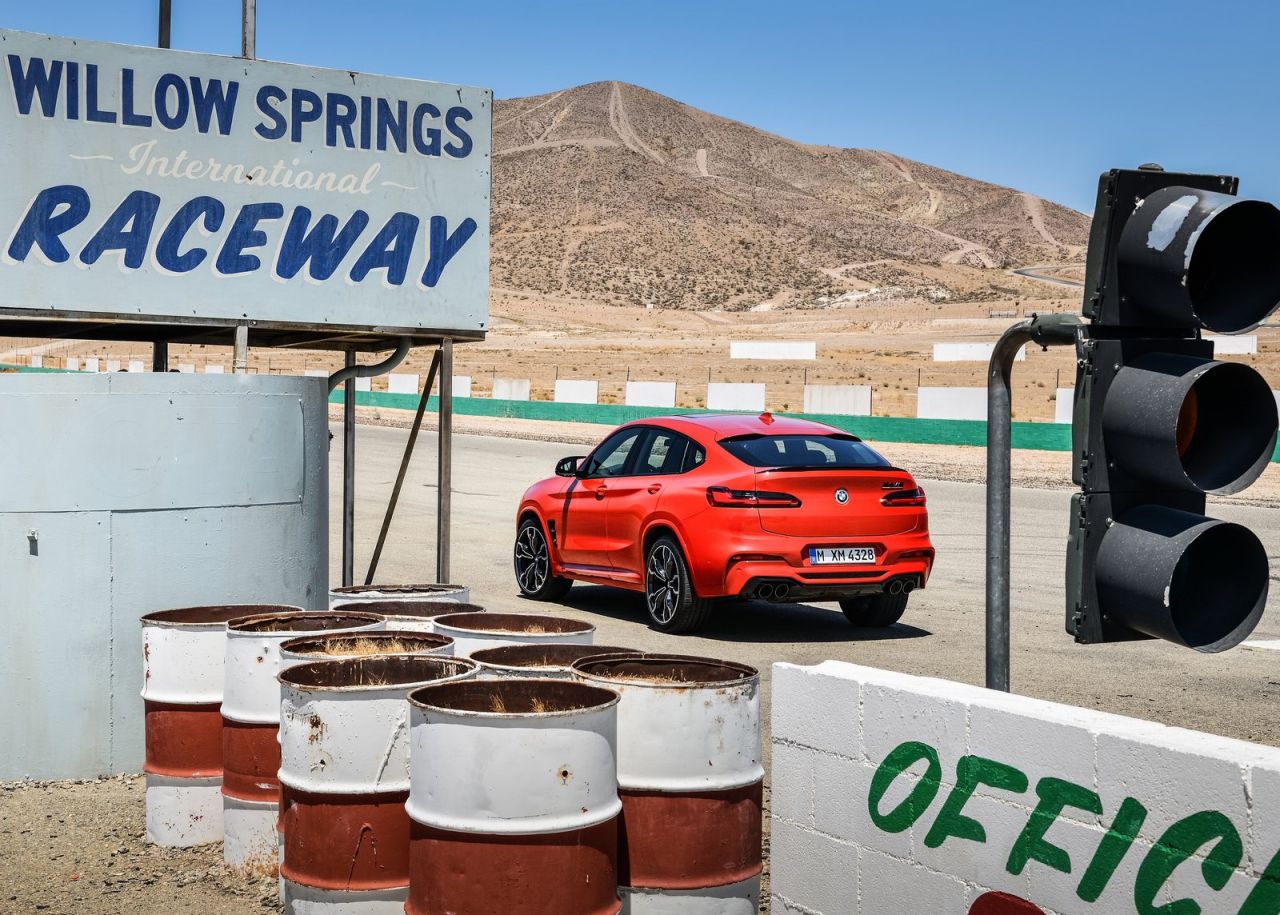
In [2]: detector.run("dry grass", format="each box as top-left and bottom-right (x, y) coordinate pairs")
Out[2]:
(303, 637), (432, 657)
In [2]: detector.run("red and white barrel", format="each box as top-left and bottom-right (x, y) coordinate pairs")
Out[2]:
(432, 612), (595, 658)
(278, 655), (477, 913)
(470, 644), (640, 680)
(140, 604), (293, 847)
(329, 583), (469, 607)
(572, 654), (763, 914)
(322, 599), (486, 634)
(405, 679), (623, 915)
(221, 611), (383, 878)
(280, 630), (454, 663)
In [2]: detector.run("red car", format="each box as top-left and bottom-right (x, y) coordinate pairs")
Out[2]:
(513, 413), (935, 633)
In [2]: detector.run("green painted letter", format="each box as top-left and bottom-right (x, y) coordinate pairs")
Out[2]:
(1134, 810), (1242, 915)
(1077, 797), (1148, 903)
(867, 740), (943, 834)
(1237, 845), (1280, 915)
(1007, 777), (1103, 876)
(923, 754), (1029, 849)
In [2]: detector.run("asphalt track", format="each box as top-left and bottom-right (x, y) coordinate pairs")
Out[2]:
(329, 424), (1280, 749)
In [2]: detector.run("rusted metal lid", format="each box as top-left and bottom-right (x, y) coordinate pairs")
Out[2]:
(141, 603), (303, 629)
(330, 583), (466, 596)
(280, 655), (476, 692)
(471, 643), (641, 672)
(432, 612), (594, 636)
(333, 600), (485, 620)
(408, 678), (620, 717)
(227, 610), (383, 634)
(572, 652), (759, 689)
(280, 630), (452, 657)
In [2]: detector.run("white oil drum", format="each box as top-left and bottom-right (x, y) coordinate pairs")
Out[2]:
(431, 612), (594, 658)
(470, 643), (640, 680)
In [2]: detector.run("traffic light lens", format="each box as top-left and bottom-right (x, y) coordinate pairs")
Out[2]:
(1167, 521), (1268, 652)
(1175, 387), (1197, 459)
(1178, 361), (1278, 495)
(1187, 199), (1280, 333)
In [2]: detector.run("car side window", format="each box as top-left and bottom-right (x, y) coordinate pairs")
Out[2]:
(636, 430), (690, 476)
(582, 429), (643, 478)
(683, 442), (706, 473)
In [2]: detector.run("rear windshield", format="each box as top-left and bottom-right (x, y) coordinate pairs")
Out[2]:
(719, 433), (891, 470)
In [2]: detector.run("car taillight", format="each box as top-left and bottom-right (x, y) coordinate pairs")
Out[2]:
(881, 486), (926, 507)
(706, 486), (802, 508)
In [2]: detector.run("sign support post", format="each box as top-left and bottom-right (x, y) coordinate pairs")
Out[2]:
(437, 339), (454, 583)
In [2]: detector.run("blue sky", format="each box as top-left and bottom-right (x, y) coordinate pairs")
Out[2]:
(5, 1), (1277, 212)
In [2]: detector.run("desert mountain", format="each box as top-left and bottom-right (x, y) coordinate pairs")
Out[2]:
(492, 81), (1087, 310)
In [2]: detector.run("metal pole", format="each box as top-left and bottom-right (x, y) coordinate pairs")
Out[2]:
(437, 339), (454, 583)
(342, 351), (356, 587)
(232, 324), (249, 373)
(241, 0), (256, 59)
(985, 313), (1081, 691)
(366, 350), (442, 584)
(152, 0), (172, 375)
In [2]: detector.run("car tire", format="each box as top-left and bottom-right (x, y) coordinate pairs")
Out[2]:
(839, 592), (908, 628)
(644, 535), (713, 634)
(514, 517), (572, 601)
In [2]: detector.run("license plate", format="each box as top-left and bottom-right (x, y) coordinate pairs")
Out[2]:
(809, 546), (876, 565)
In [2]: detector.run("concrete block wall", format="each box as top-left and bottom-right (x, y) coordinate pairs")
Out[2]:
(771, 660), (1280, 915)
(918, 386), (987, 421)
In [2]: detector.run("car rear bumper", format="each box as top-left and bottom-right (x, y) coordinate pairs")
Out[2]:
(709, 530), (936, 601)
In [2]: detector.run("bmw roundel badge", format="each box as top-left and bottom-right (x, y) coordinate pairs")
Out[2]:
(835, 489), (849, 504)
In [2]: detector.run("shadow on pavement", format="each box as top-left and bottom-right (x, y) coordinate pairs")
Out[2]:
(541, 585), (933, 644)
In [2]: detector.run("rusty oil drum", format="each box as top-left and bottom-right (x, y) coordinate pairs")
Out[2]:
(431, 612), (595, 658)
(220, 610), (383, 878)
(405, 679), (624, 915)
(277, 655), (477, 913)
(280, 629), (455, 663)
(572, 654), (764, 914)
(319, 599), (485, 634)
(470, 643), (641, 680)
(329, 583), (470, 609)
(140, 604), (295, 847)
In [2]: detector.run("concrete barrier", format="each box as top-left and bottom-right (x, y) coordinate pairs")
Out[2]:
(804, 384), (872, 416)
(453, 375), (472, 398)
(128, 360), (144, 373)
(1055, 388), (1074, 424)
(1207, 334), (1258, 355)
(771, 660), (1280, 915)
(86, 357), (100, 372)
(625, 380), (677, 408)
(493, 378), (531, 401)
(917, 387), (987, 421)
(730, 341), (816, 361)
(933, 343), (1025, 362)
(707, 382), (766, 412)
(554, 379), (599, 405)
(388, 373), (419, 394)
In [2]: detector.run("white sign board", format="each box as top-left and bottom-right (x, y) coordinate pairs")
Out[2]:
(625, 380), (677, 408)
(0, 30), (491, 335)
(917, 386), (986, 421)
(933, 342), (1025, 362)
(707, 382), (766, 412)
(1206, 334), (1258, 355)
(730, 340), (816, 361)
(803, 384), (872, 416)
(387, 373), (419, 394)
(492, 377), (530, 401)
(554, 379), (599, 405)
(1055, 388), (1074, 424)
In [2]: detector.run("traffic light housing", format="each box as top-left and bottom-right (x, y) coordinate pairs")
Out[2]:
(1066, 167), (1280, 651)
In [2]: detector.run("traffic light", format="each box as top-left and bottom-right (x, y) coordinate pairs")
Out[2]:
(1066, 166), (1280, 651)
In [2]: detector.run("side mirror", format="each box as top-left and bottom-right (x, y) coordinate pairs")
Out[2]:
(556, 455), (587, 478)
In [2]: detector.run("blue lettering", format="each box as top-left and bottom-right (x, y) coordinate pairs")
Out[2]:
(421, 216), (477, 287)
(65, 61), (79, 120)
(85, 64), (117, 124)
(189, 77), (239, 136)
(411, 103), (441, 156)
(254, 85), (287, 140)
(6, 55), (62, 117)
(154, 73), (189, 130)
(121, 69), (153, 128)
(156, 196), (225, 273)
(350, 212), (418, 285)
(444, 106), (473, 158)
(79, 190), (161, 269)
(216, 202), (283, 275)
(291, 89), (322, 143)
(376, 98), (408, 153)
(276, 207), (370, 281)
(326, 92), (357, 149)
(359, 95), (373, 149)
(6, 184), (90, 263)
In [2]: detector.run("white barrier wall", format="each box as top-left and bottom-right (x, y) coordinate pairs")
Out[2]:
(917, 387), (987, 421)
(204, 364), (224, 374)
(355, 376), (371, 392)
(804, 384), (872, 416)
(625, 380), (677, 408)
(707, 382), (766, 412)
(105, 359), (121, 373)
(1207, 334), (1259, 355)
(30, 355), (42, 368)
(127, 360), (144, 373)
(66, 357), (79, 371)
(554, 379), (599, 404)
(177, 364), (195, 374)
(387, 373), (419, 394)
(85, 357), (100, 372)
(933, 343), (1025, 362)
(304, 369), (328, 378)
(453, 375), (473, 398)
(771, 660), (1280, 915)
(493, 377), (531, 401)
(730, 340), (817, 361)
(1055, 388), (1074, 424)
